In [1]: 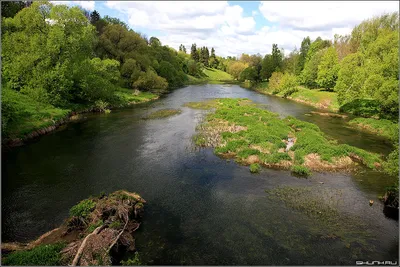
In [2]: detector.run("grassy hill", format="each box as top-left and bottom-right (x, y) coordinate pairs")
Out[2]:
(186, 68), (234, 85)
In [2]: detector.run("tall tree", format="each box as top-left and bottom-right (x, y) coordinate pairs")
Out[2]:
(191, 44), (199, 62)
(271, 44), (283, 72)
(211, 47), (216, 58)
(90, 10), (100, 24)
(297, 36), (311, 75)
(317, 47), (339, 90)
(205, 47), (210, 67)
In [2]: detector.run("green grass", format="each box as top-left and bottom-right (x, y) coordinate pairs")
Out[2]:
(2, 88), (159, 140)
(291, 165), (311, 177)
(348, 117), (398, 141)
(185, 68), (234, 85)
(190, 98), (382, 172)
(202, 68), (234, 83)
(2, 89), (71, 139)
(114, 88), (158, 105)
(252, 83), (339, 112)
(2, 243), (66, 266)
(249, 163), (261, 173)
(69, 199), (96, 218)
(143, 109), (182, 119)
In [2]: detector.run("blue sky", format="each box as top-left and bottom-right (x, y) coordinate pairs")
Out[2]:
(52, 1), (399, 57)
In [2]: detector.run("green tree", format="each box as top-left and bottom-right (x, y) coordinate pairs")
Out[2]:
(297, 36), (311, 74)
(191, 43), (199, 62)
(300, 49), (325, 88)
(271, 44), (283, 71)
(149, 36), (161, 47)
(260, 54), (274, 80)
(132, 69), (168, 93)
(317, 47), (339, 90)
(90, 10), (100, 24)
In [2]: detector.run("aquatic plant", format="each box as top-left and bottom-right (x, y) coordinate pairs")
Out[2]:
(249, 163), (261, 173)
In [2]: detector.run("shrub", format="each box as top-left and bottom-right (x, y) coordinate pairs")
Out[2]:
(2, 243), (65, 266)
(69, 199), (96, 218)
(121, 252), (142, 266)
(291, 165), (311, 177)
(249, 163), (261, 173)
(268, 72), (284, 94)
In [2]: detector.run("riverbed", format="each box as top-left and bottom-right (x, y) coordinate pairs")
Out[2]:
(2, 84), (398, 265)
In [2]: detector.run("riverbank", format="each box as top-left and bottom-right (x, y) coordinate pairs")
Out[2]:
(188, 98), (382, 176)
(244, 81), (340, 112)
(1, 190), (146, 266)
(1, 88), (159, 148)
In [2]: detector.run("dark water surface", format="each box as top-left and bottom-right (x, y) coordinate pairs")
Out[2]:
(2, 84), (398, 265)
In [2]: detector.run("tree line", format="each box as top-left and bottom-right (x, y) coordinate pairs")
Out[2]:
(1, 1), (207, 133)
(217, 12), (399, 119)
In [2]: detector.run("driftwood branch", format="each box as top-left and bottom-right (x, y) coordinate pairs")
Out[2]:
(71, 225), (107, 266)
(108, 220), (129, 253)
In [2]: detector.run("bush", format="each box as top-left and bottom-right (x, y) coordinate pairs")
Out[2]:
(268, 72), (284, 94)
(2, 243), (65, 266)
(132, 70), (168, 93)
(121, 252), (142, 266)
(249, 163), (261, 173)
(291, 165), (311, 177)
(69, 199), (96, 218)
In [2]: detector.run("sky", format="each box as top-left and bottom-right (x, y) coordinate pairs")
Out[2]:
(51, 1), (399, 57)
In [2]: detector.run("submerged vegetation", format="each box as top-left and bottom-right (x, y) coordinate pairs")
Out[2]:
(189, 98), (384, 175)
(266, 186), (375, 246)
(144, 109), (182, 120)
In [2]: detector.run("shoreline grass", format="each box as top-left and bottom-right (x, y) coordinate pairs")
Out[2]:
(2, 88), (159, 141)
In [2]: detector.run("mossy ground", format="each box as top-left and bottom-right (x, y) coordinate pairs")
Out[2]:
(188, 98), (382, 174)
(144, 109), (182, 119)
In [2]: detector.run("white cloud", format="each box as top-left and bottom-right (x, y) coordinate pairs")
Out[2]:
(51, 1), (95, 11)
(103, 1), (398, 57)
(259, 1), (398, 30)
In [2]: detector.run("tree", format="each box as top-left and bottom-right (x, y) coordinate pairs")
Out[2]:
(179, 44), (186, 53)
(90, 10), (100, 24)
(297, 36), (311, 74)
(205, 47), (210, 67)
(149, 36), (161, 47)
(103, 15), (129, 30)
(227, 61), (247, 80)
(239, 67), (258, 82)
(271, 44), (283, 72)
(1, 1), (27, 18)
(260, 54), (274, 80)
(300, 49), (325, 88)
(2, 2), (100, 105)
(191, 43), (199, 62)
(132, 69), (168, 93)
(211, 47), (216, 58)
(283, 48), (300, 75)
(317, 47), (339, 90)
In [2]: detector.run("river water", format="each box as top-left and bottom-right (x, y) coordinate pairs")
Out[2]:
(2, 84), (398, 265)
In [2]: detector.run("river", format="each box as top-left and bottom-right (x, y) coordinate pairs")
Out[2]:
(2, 84), (398, 265)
